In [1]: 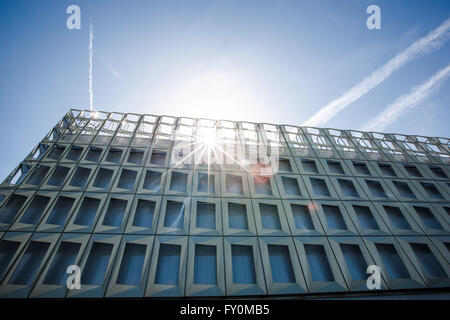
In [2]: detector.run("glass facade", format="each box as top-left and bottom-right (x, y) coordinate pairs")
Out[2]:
(0, 108), (449, 298)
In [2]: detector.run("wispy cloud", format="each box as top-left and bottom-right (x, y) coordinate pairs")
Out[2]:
(302, 17), (450, 127)
(361, 63), (450, 132)
(103, 59), (122, 78)
(89, 19), (94, 111)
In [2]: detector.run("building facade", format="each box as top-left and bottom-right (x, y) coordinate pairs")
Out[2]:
(0, 108), (449, 298)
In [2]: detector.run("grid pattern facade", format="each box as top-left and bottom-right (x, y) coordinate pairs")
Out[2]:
(0, 108), (449, 298)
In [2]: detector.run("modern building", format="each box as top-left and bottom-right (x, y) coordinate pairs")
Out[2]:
(0, 108), (449, 298)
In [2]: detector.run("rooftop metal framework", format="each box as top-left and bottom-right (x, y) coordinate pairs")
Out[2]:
(0, 108), (449, 298)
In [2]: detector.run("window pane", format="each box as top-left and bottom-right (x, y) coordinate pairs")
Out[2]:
(268, 245), (295, 283)
(103, 198), (127, 227)
(323, 205), (347, 230)
(291, 204), (314, 230)
(44, 242), (80, 285)
(254, 176), (272, 195)
(304, 244), (334, 282)
(117, 243), (146, 285)
(9, 241), (50, 285)
(384, 206), (411, 230)
(143, 170), (162, 192)
(353, 205), (379, 230)
(155, 244), (180, 285)
(164, 201), (184, 228)
(198, 173), (215, 193)
(93, 168), (114, 189)
(393, 181), (416, 199)
(132, 199), (155, 228)
(20, 195), (51, 225)
(260, 204), (281, 230)
(340, 244), (367, 280)
(310, 178), (331, 197)
(410, 243), (445, 278)
(281, 177), (301, 196)
(46, 196), (75, 225)
(376, 243), (410, 279)
(301, 159), (319, 173)
(74, 197), (101, 226)
(226, 174), (243, 194)
(231, 245), (256, 284)
(194, 244), (216, 284)
(338, 179), (359, 197)
(47, 166), (70, 186)
(196, 202), (215, 229)
(117, 169), (137, 190)
(170, 172), (187, 192)
(81, 243), (113, 285)
(0, 195), (27, 224)
(327, 160), (345, 174)
(0, 241), (20, 279)
(69, 167), (91, 188)
(28, 165), (50, 186)
(228, 203), (248, 230)
(413, 206), (443, 230)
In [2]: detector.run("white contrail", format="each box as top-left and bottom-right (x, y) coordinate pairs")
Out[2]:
(361, 63), (450, 132)
(302, 17), (450, 127)
(89, 19), (94, 111)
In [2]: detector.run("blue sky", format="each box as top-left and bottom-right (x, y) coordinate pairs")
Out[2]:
(0, 0), (449, 180)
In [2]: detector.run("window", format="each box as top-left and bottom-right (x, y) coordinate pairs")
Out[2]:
(337, 179), (359, 197)
(133, 199), (156, 228)
(340, 244), (367, 280)
(28, 165), (50, 185)
(47, 145), (65, 160)
(393, 181), (416, 199)
(383, 205), (411, 230)
(8, 241), (50, 285)
(150, 151), (167, 166)
(278, 159), (292, 172)
(228, 203), (248, 230)
(353, 205), (379, 230)
(66, 145), (83, 161)
(304, 244), (334, 282)
(301, 159), (319, 173)
(231, 245), (256, 284)
(404, 165), (422, 178)
(352, 161), (371, 175)
(46, 196), (75, 225)
(327, 160), (345, 174)
(103, 198), (128, 227)
(410, 243), (445, 278)
(378, 163), (397, 176)
(196, 202), (215, 229)
(194, 245), (217, 284)
(69, 167), (91, 188)
(47, 166), (70, 186)
(226, 174), (243, 194)
(198, 173), (214, 193)
(117, 169), (137, 190)
(429, 165), (447, 178)
(81, 243), (113, 285)
(376, 243), (409, 279)
(253, 176), (272, 195)
(260, 204), (281, 230)
(281, 177), (301, 196)
(420, 182), (444, 199)
(105, 148), (123, 163)
(291, 204), (314, 230)
(0, 195), (27, 224)
(413, 206), (443, 230)
(20, 195), (51, 225)
(93, 168), (114, 189)
(117, 243), (147, 285)
(365, 180), (388, 198)
(43, 242), (81, 285)
(155, 244), (181, 285)
(74, 197), (101, 226)
(0, 241), (20, 279)
(310, 178), (331, 197)
(323, 205), (347, 230)
(127, 149), (144, 165)
(170, 172), (188, 193)
(143, 170), (162, 192)
(85, 146), (102, 163)
(164, 201), (184, 228)
(268, 245), (295, 283)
